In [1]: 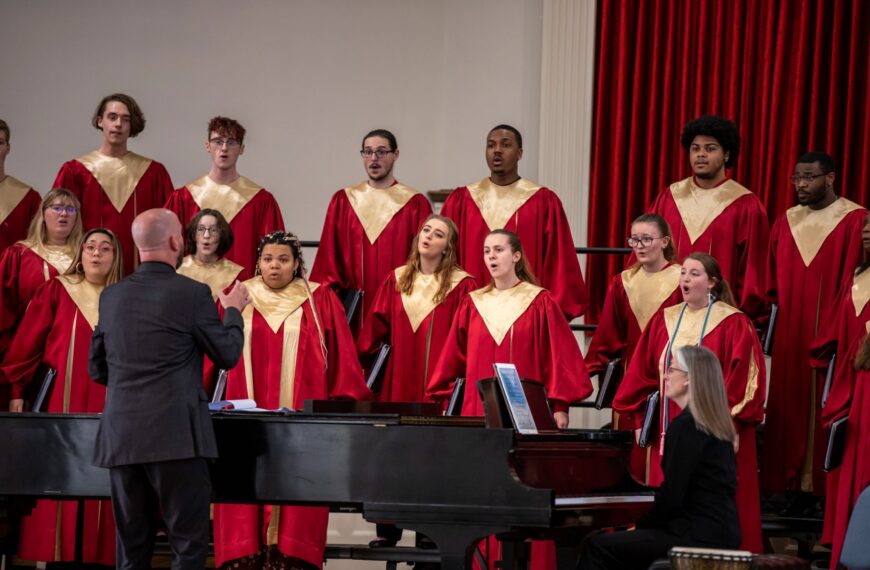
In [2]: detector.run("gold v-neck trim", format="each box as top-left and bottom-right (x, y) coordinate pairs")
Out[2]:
(467, 177), (541, 231)
(786, 198), (864, 267)
(185, 175), (263, 223)
(177, 256), (244, 300)
(78, 151), (152, 213)
(670, 177), (751, 243)
(0, 176), (32, 225)
(242, 277), (318, 333)
(470, 281), (543, 345)
(852, 269), (870, 317)
(57, 275), (104, 330)
(344, 182), (418, 243)
(622, 264), (681, 331)
(396, 266), (472, 332)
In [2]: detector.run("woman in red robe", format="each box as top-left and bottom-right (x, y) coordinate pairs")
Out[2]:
(358, 214), (475, 403)
(0, 189), (81, 407)
(1, 228), (123, 567)
(213, 231), (371, 570)
(613, 252), (766, 553)
(586, 213), (682, 483)
(427, 229), (593, 570)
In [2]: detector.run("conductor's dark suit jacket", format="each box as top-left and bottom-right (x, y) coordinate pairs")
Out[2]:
(89, 262), (244, 468)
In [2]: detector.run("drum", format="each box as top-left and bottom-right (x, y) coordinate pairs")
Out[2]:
(669, 547), (754, 570)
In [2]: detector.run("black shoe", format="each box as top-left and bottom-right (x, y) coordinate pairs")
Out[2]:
(370, 537), (398, 548)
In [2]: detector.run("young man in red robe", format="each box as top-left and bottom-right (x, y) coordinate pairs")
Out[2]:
(53, 93), (174, 274)
(0, 119), (41, 253)
(643, 115), (769, 319)
(165, 116), (284, 274)
(762, 152), (865, 501)
(310, 129), (431, 331)
(441, 124), (586, 319)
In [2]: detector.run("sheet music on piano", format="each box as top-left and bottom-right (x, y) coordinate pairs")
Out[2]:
(493, 363), (538, 434)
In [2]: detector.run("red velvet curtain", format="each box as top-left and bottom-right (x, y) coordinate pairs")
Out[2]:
(585, 0), (870, 323)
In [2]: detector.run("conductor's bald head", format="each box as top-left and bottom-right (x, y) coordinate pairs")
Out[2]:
(133, 209), (184, 267)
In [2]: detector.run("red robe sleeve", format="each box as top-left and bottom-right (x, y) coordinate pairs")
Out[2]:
(310, 191), (349, 290)
(426, 296), (472, 403)
(0, 189), (40, 253)
(734, 197), (769, 321)
(356, 273), (394, 361)
(315, 286), (371, 400)
(584, 274), (629, 375)
(538, 189), (588, 319)
(613, 312), (666, 430)
(719, 314), (766, 427)
(0, 280), (58, 398)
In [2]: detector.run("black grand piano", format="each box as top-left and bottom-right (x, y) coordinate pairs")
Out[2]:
(0, 389), (652, 569)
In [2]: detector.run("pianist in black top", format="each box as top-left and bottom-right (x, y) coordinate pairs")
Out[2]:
(578, 345), (741, 569)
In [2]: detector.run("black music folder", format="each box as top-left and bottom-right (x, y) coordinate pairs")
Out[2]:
(594, 357), (623, 410)
(445, 378), (465, 416)
(821, 353), (837, 409)
(638, 391), (659, 448)
(763, 303), (778, 355)
(365, 344), (391, 393)
(32, 368), (57, 413)
(824, 415), (848, 472)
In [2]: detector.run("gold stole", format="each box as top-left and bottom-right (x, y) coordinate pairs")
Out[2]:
(669, 177), (751, 244)
(621, 264), (681, 331)
(22, 240), (75, 280)
(851, 269), (870, 317)
(177, 256), (244, 300)
(0, 176), (33, 225)
(470, 282), (543, 346)
(344, 182), (419, 243)
(467, 177), (541, 231)
(786, 198), (865, 267)
(184, 175), (263, 223)
(240, 278), (320, 410)
(396, 267), (472, 332)
(77, 151), (152, 213)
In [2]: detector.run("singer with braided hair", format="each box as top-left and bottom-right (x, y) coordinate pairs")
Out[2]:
(213, 230), (370, 570)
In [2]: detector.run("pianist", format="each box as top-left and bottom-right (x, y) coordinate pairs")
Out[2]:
(578, 345), (741, 569)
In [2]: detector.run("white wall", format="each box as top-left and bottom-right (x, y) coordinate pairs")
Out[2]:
(1, 0), (543, 247)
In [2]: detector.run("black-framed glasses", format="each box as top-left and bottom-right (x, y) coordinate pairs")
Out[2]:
(196, 226), (221, 236)
(790, 173), (827, 184)
(209, 137), (241, 148)
(47, 204), (78, 215)
(360, 148), (394, 159)
(627, 236), (661, 248)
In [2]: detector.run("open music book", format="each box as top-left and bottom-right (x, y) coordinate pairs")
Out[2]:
(208, 399), (285, 412)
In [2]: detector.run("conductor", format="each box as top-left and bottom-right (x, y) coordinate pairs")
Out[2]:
(89, 208), (250, 569)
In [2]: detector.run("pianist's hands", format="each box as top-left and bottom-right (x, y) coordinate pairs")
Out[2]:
(554, 411), (569, 429)
(9, 399), (24, 413)
(220, 280), (251, 313)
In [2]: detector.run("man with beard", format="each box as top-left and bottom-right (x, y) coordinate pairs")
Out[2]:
(762, 152), (865, 504)
(310, 129), (431, 331)
(643, 115), (769, 318)
(441, 125), (587, 320)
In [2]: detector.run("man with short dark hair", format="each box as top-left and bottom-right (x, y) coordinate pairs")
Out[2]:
(54, 93), (174, 274)
(643, 115), (769, 318)
(90, 208), (249, 570)
(165, 116), (284, 274)
(310, 129), (431, 328)
(0, 119), (41, 253)
(762, 152), (865, 499)
(442, 124), (587, 319)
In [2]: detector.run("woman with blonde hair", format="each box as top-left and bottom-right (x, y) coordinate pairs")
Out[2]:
(0, 227), (122, 567)
(580, 345), (740, 569)
(213, 230), (370, 570)
(614, 252), (765, 552)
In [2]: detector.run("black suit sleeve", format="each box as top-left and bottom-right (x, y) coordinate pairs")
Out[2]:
(89, 324), (108, 385)
(192, 286), (244, 370)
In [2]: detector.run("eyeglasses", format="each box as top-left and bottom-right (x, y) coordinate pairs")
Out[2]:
(666, 366), (687, 375)
(83, 243), (114, 255)
(790, 173), (827, 184)
(360, 148), (394, 159)
(627, 236), (662, 248)
(209, 137), (241, 148)
(196, 226), (221, 236)
(46, 204), (77, 215)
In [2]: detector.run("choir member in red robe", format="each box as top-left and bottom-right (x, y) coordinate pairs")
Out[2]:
(427, 230), (593, 570)
(165, 116), (284, 274)
(641, 116), (769, 319)
(310, 129), (432, 330)
(614, 253), (766, 553)
(820, 260), (870, 567)
(213, 231), (370, 570)
(585, 213), (682, 482)
(0, 188), (81, 403)
(0, 119), (41, 253)
(1, 228), (123, 567)
(441, 124), (586, 319)
(762, 152), (866, 498)
(53, 93), (174, 274)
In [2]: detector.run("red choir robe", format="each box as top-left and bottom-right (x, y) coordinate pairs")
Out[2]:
(0, 176), (40, 253)
(584, 263), (682, 482)
(176, 255), (248, 395)
(441, 178), (587, 319)
(613, 302), (766, 553)
(213, 277), (370, 568)
(809, 269), (870, 557)
(357, 266), (476, 402)
(165, 176), (285, 274)
(0, 276), (113, 565)
(310, 182), (431, 329)
(762, 198), (865, 495)
(54, 151), (173, 274)
(427, 282), (593, 570)
(644, 177), (769, 319)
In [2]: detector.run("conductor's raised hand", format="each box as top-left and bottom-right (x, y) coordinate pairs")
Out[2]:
(219, 280), (251, 312)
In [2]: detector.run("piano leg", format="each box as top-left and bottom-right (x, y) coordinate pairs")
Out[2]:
(396, 523), (509, 570)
